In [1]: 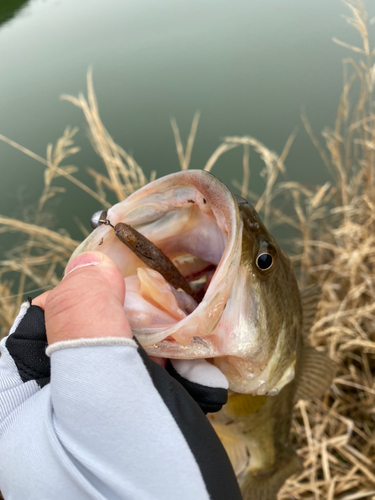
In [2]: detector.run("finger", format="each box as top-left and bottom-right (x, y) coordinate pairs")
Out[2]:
(31, 291), (51, 310)
(45, 251), (132, 345)
(166, 359), (228, 413)
(149, 356), (167, 368)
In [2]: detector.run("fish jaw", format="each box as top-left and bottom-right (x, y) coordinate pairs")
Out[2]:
(208, 263), (298, 395)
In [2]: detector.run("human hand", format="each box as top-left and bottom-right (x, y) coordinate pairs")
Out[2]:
(0, 251), (242, 500)
(33, 251), (132, 345)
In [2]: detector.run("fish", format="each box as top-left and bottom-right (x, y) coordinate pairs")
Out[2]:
(70, 170), (335, 499)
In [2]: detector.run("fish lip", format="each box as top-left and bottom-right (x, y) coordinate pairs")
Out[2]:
(144, 336), (221, 359)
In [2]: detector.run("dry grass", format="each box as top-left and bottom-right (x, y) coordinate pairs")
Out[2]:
(1, 0), (375, 497)
(0, 71), (156, 335)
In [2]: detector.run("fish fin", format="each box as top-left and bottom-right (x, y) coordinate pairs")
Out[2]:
(225, 393), (267, 418)
(300, 284), (321, 338)
(210, 422), (250, 478)
(240, 448), (302, 500)
(294, 346), (336, 403)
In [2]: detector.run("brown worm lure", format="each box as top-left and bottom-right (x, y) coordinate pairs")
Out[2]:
(114, 222), (199, 302)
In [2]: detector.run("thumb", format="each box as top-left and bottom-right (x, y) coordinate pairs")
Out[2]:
(45, 251), (132, 345)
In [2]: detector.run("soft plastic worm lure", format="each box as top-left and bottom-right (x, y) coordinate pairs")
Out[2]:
(105, 220), (198, 302)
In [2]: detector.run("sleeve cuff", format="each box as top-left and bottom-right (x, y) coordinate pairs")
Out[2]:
(46, 337), (137, 356)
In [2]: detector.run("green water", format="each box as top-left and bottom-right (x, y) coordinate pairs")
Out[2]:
(0, 0), (371, 247)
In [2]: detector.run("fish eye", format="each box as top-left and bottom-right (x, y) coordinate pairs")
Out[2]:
(90, 210), (108, 229)
(256, 252), (273, 271)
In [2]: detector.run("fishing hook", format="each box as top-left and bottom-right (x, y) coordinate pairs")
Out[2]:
(99, 218), (115, 229)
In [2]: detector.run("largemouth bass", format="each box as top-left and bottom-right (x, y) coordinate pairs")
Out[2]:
(70, 170), (335, 499)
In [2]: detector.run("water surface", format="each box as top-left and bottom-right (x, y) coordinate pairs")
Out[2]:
(0, 0), (371, 244)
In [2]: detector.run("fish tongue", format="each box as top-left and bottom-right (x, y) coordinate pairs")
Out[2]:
(137, 267), (198, 320)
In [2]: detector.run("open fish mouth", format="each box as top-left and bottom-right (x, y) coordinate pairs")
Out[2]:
(72, 170), (241, 351)
(69, 170), (296, 395)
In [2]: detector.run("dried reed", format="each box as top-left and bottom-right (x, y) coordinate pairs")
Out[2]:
(0, 0), (374, 497)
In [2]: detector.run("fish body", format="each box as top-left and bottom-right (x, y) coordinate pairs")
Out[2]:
(71, 170), (335, 499)
(205, 198), (303, 496)
(210, 201), (334, 499)
(210, 343), (335, 499)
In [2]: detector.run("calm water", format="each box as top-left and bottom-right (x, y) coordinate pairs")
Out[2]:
(0, 0), (371, 246)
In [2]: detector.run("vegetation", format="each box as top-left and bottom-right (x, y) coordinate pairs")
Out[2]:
(1, 0), (375, 497)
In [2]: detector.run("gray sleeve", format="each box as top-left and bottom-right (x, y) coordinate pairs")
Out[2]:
(0, 311), (210, 500)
